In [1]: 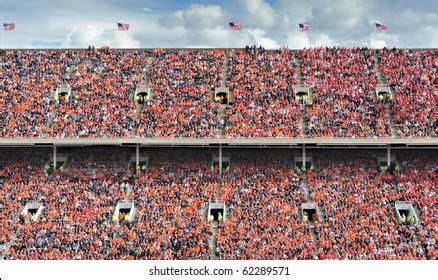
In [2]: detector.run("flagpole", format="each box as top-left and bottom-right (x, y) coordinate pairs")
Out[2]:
(296, 28), (298, 50)
(2, 27), (4, 50)
(226, 24), (229, 56)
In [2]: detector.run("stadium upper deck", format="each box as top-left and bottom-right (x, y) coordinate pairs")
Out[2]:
(1, 47), (436, 146)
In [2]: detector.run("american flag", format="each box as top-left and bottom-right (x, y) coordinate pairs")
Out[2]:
(117, 23), (130, 31)
(299, 23), (310, 32)
(3, 23), (16, 31)
(375, 22), (388, 31)
(229, 22), (241, 31)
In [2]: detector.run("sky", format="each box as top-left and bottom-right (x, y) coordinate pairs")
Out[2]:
(0, 0), (437, 49)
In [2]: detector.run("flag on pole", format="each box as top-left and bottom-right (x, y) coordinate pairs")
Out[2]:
(3, 23), (16, 31)
(229, 22), (241, 31)
(375, 22), (388, 31)
(117, 23), (130, 31)
(299, 23), (310, 32)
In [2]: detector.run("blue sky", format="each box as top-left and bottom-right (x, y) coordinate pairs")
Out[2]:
(0, 0), (437, 49)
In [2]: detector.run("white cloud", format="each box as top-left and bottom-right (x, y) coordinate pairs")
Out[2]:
(247, 28), (279, 49)
(184, 27), (256, 48)
(159, 4), (223, 30)
(2, 0), (438, 49)
(275, 0), (313, 29)
(285, 32), (311, 49)
(313, 34), (336, 47)
(368, 32), (399, 48)
(369, 38), (387, 49)
(63, 26), (140, 48)
(239, 0), (277, 29)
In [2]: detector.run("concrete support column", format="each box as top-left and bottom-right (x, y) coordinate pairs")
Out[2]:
(302, 146), (306, 169)
(387, 146), (391, 167)
(219, 144), (223, 177)
(136, 144), (140, 173)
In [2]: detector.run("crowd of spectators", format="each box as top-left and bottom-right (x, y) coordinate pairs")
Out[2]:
(0, 149), (49, 247)
(217, 150), (316, 259)
(2, 51), (66, 137)
(48, 48), (150, 138)
(1, 48), (436, 139)
(6, 147), (130, 259)
(1, 147), (436, 260)
(390, 151), (437, 259)
(136, 50), (224, 138)
(111, 149), (217, 259)
(299, 47), (390, 137)
(225, 48), (302, 138)
(307, 151), (435, 259)
(379, 48), (437, 137)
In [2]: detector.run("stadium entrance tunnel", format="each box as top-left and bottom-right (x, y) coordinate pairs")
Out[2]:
(293, 156), (314, 173)
(214, 87), (230, 105)
(301, 203), (320, 223)
(208, 203), (226, 222)
(375, 85), (394, 102)
(293, 86), (312, 105)
(211, 155), (230, 173)
(113, 202), (136, 223)
(394, 201), (419, 227)
(134, 86), (152, 104)
(54, 86), (72, 102)
(21, 202), (44, 222)
(377, 156), (399, 174)
(45, 155), (68, 174)
(129, 155), (149, 172)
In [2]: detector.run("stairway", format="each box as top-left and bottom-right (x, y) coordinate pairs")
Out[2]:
(132, 56), (154, 137)
(221, 52), (229, 86)
(302, 172), (312, 201)
(125, 183), (133, 202)
(43, 90), (59, 137)
(218, 52), (230, 138)
(218, 106), (226, 138)
(302, 172), (320, 256)
(374, 52), (387, 85)
(215, 179), (222, 203)
(209, 221), (219, 260)
(295, 57), (309, 138)
(374, 52), (399, 138)
(386, 103), (399, 137)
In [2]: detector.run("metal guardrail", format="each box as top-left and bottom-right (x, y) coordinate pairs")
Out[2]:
(0, 137), (437, 146)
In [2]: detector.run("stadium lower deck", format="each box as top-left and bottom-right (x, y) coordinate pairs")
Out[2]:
(0, 147), (436, 260)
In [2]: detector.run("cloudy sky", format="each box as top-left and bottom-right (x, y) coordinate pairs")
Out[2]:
(1, 0), (437, 49)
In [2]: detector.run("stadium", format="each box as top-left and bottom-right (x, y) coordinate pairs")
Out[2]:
(0, 46), (436, 260)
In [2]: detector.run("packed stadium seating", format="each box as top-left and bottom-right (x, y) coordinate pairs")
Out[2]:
(1, 147), (436, 260)
(0, 46), (436, 261)
(307, 150), (436, 259)
(111, 149), (217, 259)
(48, 48), (150, 138)
(217, 150), (315, 259)
(379, 48), (437, 137)
(391, 151), (437, 259)
(2, 51), (65, 137)
(299, 47), (391, 137)
(5, 147), (130, 259)
(0, 149), (49, 247)
(2, 47), (436, 139)
(225, 47), (302, 138)
(136, 49), (223, 138)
